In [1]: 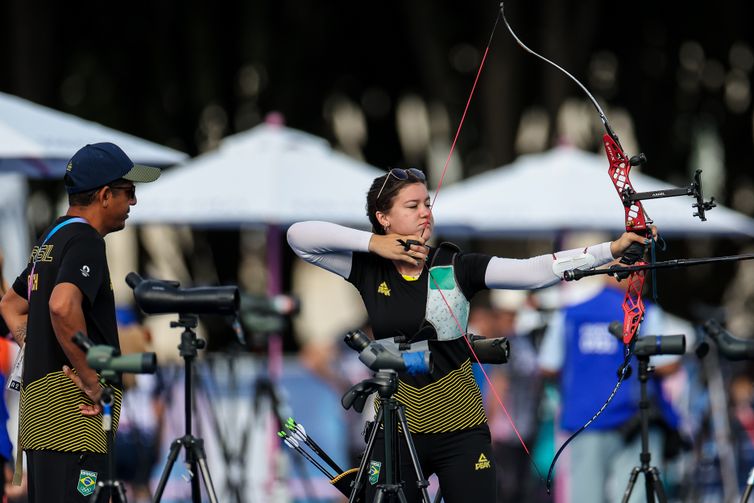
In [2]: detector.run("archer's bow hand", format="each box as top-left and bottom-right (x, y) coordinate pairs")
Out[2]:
(610, 226), (658, 259)
(368, 233), (428, 266)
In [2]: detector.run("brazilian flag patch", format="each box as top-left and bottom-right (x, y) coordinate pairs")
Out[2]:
(368, 461), (382, 485)
(77, 470), (97, 496)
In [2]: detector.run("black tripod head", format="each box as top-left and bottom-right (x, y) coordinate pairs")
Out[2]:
(696, 319), (754, 361)
(341, 371), (399, 413)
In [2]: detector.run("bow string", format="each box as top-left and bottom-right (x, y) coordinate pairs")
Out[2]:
(419, 6), (548, 484)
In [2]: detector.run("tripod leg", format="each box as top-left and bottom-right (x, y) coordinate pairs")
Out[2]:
(648, 467), (668, 503)
(396, 407), (431, 503)
(372, 485), (411, 503)
(743, 466), (754, 503)
(115, 481), (129, 503)
(189, 459), (201, 503)
(743, 484), (754, 503)
(621, 466), (641, 503)
(90, 481), (128, 503)
(196, 457), (219, 503)
(90, 482), (106, 503)
(644, 471), (656, 503)
(194, 453), (217, 503)
(152, 438), (186, 502)
(190, 438), (219, 503)
(350, 409), (384, 503)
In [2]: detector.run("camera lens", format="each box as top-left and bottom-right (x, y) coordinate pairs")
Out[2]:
(344, 330), (371, 352)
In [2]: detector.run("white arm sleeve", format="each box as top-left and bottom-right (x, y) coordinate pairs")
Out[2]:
(484, 242), (614, 289)
(286, 221), (373, 278)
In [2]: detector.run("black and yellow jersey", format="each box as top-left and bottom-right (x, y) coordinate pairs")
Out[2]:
(347, 246), (492, 434)
(13, 216), (121, 453)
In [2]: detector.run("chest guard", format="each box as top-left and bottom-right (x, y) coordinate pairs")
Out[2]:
(424, 243), (468, 341)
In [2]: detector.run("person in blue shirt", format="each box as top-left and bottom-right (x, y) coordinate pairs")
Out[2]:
(539, 274), (682, 503)
(0, 251), (16, 500)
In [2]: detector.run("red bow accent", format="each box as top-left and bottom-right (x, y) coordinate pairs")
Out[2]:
(603, 133), (649, 344)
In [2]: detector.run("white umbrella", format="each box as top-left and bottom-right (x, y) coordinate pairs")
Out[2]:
(130, 123), (383, 227)
(432, 146), (754, 237)
(0, 92), (187, 178)
(0, 173), (28, 279)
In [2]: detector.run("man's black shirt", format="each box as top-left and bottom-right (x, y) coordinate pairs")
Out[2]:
(12, 216), (121, 452)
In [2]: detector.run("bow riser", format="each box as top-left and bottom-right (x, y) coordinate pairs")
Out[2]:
(622, 270), (646, 343)
(603, 134), (649, 232)
(602, 133), (650, 344)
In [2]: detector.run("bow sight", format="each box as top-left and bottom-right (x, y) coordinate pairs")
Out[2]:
(620, 157), (716, 222)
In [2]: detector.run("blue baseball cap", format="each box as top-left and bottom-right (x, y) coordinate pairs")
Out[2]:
(64, 142), (162, 194)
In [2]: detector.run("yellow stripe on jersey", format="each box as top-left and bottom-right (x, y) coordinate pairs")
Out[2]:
(377, 358), (487, 433)
(20, 371), (122, 453)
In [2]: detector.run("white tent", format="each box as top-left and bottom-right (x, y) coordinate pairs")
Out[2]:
(0, 173), (28, 280)
(432, 146), (754, 237)
(129, 122), (382, 371)
(130, 123), (383, 227)
(0, 92), (187, 178)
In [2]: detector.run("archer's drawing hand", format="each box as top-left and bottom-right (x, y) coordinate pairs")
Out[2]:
(369, 233), (429, 266)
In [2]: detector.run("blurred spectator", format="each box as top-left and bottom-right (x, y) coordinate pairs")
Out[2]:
(0, 251), (7, 333)
(729, 369), (754, 490)
(539, 274), (683, 503)
(114, 307), (164, 503)
(0, 251), (22, 502)
(483, 290), (543, 503)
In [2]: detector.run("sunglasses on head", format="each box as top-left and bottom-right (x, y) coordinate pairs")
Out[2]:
(376, 168), (426, 201)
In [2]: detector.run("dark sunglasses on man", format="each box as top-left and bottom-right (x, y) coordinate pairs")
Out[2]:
(108, 184), (136, 200)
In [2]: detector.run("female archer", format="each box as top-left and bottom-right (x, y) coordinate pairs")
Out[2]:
(287, 167), (649, 502)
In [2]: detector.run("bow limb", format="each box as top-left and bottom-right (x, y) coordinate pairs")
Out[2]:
(546, 351), (633, 484)
(500, 2), (651, 344)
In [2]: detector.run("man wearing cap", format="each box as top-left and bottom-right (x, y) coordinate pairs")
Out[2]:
(0, 142), (160, 502)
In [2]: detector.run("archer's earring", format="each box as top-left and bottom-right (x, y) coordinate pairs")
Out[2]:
(384, 225), (390, 233)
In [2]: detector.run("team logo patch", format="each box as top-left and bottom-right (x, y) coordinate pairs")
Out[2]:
(377, 282), (391, 297)
(80, 265), (90, 277)
(475, 453), (491, 470)
(368, 460), (382, 485)
(77, 470), (97, 496)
